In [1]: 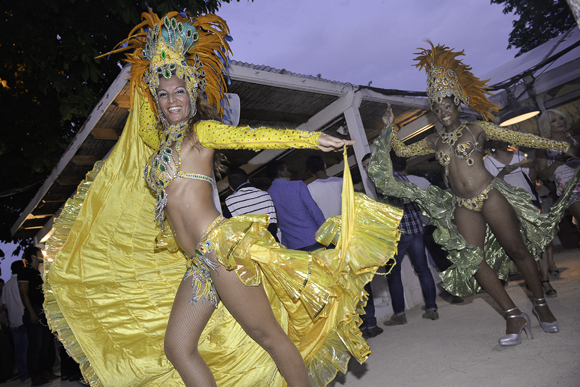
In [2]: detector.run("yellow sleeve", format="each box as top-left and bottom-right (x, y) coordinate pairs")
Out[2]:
(195, 120), (322, 150)
(477, 121), (569, 152)
(390, 125), (434, 157)
(138, 97), (161, 150)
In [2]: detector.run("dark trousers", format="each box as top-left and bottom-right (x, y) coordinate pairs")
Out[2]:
(0, 327), (14, 382)
(60, 345), (81, 379)
(387, 233), (438, 314)
(23, 306), (53, 378)
(423, 225), (453, 271)
(9, 325), (29, 381)
(361, 283), (378, 328)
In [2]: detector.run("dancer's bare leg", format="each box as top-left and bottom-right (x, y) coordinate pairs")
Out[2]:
(568, 201), (580, 224)
(165, 277), (218, 386)
(538, 251), (555, 293)
(454, 204), (523, 334)
(545, 242), (558, 273)
(482, 190), (556, 323)
(208, 255), (310, 387)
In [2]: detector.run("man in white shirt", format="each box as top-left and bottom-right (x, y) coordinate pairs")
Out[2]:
(0, 260), (28, 382)
(306, 155), (343, 219)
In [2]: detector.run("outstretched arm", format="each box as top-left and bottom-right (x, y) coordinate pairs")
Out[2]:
(478, 121), (571, 153)
(381, 104), (434, 157)
(195, 120), (354, 152)
(391, 130), (434, 157)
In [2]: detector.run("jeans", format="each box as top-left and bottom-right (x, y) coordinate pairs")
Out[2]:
(387, 233), (437, 315)
(9, 325), (29, 381)
(361, 283), (377, 329)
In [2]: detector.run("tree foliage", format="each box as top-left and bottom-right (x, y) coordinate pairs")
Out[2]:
(0, 0), (247, 257)
(491, 0), (576, 56)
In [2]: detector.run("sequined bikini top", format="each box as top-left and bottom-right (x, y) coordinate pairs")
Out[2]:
(144, 122), (214, 226)
(435, 122), (482, 179)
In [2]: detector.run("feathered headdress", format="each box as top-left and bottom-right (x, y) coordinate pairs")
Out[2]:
(100, 9), (232, 123)
(414, 42), (498, 122)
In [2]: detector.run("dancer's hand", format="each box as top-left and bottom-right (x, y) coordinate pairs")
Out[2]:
(498, 164), (519, 178)
(318, 134), (355, 152)
(553, 154), (568, 168)
(566, 144), (580, 158)
(382, 102), (394, 126)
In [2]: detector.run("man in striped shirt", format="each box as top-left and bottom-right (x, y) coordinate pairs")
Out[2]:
(224, 168), (280, 242)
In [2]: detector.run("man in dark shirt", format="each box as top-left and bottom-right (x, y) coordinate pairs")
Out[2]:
(267, 160), (326, 251)
(19, 246), (56, 386)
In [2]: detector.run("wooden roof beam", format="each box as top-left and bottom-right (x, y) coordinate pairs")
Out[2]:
(11, 65), (131, 237)
(56, 176), (83, 186)
(91, 127), (119, 141)
(72, 155), (97, 166)
(113, 95), (131, 109)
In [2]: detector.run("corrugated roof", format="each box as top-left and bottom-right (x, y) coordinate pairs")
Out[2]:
(231, 60), (353, 87)
(483, 27), (580, 88)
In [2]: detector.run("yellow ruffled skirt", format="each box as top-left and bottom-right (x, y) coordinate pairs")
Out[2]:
(43, 95), (402, 387)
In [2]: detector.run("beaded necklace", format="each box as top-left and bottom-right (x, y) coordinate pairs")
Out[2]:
(439, 122), (467, 147)
(144, 122), (188, 226)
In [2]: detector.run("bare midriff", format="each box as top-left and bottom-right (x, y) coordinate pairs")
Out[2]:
(164, 139), (221, 256)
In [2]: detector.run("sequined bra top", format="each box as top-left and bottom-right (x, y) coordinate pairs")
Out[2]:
(434, 123), (482, 179)
(142, 120), (323, 227)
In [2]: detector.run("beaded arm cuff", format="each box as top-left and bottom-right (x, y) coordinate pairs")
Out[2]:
(478, 121), (570, 152)
(390, 125), (435, 157)
(195, 120), (322, 150)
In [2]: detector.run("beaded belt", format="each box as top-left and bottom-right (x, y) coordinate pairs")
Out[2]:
(182, 215), (228, 307)
(454, 183), (493, 212)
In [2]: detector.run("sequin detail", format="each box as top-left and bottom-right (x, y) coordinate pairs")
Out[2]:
(177, 171), (215, 188)
(435, 123), (480, 182)
(142, 16), (203, 127)
(389, 125), (434, 158)
(195, 120), (322, 150)
(454, 182), (493, 212)
(144, 122), (188, 226)
(478, 121), (570, 152)
(426, 66), (468, 108)
(182, 216), (228, 307)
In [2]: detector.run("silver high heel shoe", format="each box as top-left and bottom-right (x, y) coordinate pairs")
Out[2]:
(498, 307), (533, 346)
(532, 297), (559, 333)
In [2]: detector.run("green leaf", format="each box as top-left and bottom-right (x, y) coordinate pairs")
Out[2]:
(82, 66), (89, 81)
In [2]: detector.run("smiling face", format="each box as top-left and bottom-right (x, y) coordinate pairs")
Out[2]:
(549, 111), (567, 135)
(157, 77), (191, 125)
(432, 97), (461, 129)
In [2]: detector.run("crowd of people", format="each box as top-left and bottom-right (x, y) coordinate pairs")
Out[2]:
(2, 9), (579, 387)
(0, 248), (82, 385)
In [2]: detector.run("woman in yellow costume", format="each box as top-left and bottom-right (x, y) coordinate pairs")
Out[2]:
(42, 10), (403, 387)
(368, 43), (579, 346)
